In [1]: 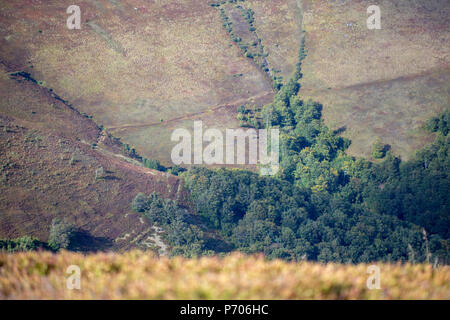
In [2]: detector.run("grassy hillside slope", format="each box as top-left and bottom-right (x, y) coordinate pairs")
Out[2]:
(0, 251), (449, 299)
(300, 0), (449, 160)
(0, 65), (187, 252)
(0, 0), (278, 164)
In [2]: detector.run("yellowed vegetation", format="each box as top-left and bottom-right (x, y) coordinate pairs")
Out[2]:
(300, 0), (450, 160)
(247, 0), (303, 81)
(1, 251), (449, 299)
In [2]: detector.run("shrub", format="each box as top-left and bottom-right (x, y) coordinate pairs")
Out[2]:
(48, 218), (75, 251)
(132, 193), (148, 212)
(168, 165), (185, 176)
(372, 138), (386, 159)
(425, 110), (449, 135)
(143, 158), (166, 171)
(0, 236), (44, 252)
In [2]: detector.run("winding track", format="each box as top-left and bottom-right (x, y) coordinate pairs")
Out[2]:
(107, 91), (274, 132)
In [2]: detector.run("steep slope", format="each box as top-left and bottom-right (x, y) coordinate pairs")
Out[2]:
(299, 0), (449, 160)
(0, 64), (187, 252)
(0, 0), (276, 165)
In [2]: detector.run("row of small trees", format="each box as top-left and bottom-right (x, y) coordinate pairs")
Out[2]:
(0, 218), (75, 252)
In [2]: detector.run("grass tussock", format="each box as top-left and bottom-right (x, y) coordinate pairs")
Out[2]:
(0, 251), (449, 300)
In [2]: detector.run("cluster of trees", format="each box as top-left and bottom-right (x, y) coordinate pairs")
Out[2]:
(217, 3), (282, 89)
(132, 192), (212, 257)
(240, 7), (255, 27)
(0, 218), (77, 252)
(137, 105), (447, 263)
(237, 104), (261, 128)
(361, 120), (449, 242)
(150, 31), (449, 262)
(0, 236), (47, 253)
(181, 165), (447, 263)
(122, 142), (184, 175)
(126, 13), (448, 263)
(425, 109), (449, 136)
(294, 34), (306, 80)
(142, 158), (165, 171)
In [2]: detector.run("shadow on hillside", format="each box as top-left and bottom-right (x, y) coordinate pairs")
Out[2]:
(181, 210), (234, 253)
(70, 230), (114, 252)
(204, 237), (233, 253)
(333, 126), (347, 135)
(382, 144), (392, 154)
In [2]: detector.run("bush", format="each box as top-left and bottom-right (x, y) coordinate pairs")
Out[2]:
(425, 110), (449, 135)
(0, 236), (44, 252)
(143, 158), (166, 171)
(48, 218), (75, 251)
(131, 192), (210, 257)
(168, 165), (185, 176)
(372, 138), (386, 159)
(132, 193), (148, 212)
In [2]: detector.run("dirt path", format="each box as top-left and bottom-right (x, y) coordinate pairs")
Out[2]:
(300, 67), (449, 94)
(146, 226), (168, 256)
(107, 91), (274, 132)
(80, 135), (157, 176)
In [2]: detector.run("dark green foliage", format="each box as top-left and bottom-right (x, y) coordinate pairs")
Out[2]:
(132, 192), (213, 257)
(371, 138), (386, 159)
(241, 8), (255, 26)
(362, 133), (450, 241)
(237, 105), (246, 114)
(426, 109), (449, 135)
(294, 34), (307, 80)
(168, 165), (185, 176)
(142, 158), (165, 171)
(182, 165), (446, 263)
(0, 236), (46, 253)
(217, 3), (280, 89)
(122, 143), (139, 159)
(176, 50), (449, 263)
(237, 105), (261, 128)
(122, 143), (175, 173)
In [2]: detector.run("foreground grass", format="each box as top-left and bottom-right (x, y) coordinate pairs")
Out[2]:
(1, 251), (449, 299)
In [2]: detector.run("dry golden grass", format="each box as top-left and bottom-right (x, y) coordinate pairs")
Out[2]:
(0, 251), (449, 300)
(247, 0), (303, 82)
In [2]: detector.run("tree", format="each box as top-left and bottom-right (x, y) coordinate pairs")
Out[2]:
(48, 218), (75, 251)
(0, 236), (43, 252)
(132, 193), (148, 212)
(371, 138), (385, 159)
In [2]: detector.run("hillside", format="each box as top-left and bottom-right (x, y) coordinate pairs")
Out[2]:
(1, 0), (446, 163)
(0, 64), (187, 252)
(0, 0), (448, 267)
(0, 0), (280, 165)
(0, 251), (449, 299)
(300, 0), (449, 160)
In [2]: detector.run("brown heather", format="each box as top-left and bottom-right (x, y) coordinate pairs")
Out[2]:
(0, 251), (449, 300)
